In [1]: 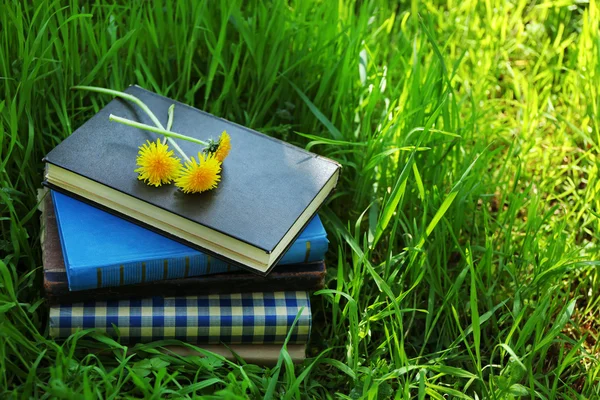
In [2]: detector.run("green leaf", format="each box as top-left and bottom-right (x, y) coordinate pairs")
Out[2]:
(286, 79), (343, 139)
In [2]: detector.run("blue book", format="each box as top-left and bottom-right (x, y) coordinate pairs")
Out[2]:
(51, 191), (328, 291)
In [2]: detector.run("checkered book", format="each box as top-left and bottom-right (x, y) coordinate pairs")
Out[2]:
(49, 291), (311, 344)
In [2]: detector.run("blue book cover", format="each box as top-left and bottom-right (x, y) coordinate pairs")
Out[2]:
(51, 191), (328, 291)
(49, 291), (311, 344)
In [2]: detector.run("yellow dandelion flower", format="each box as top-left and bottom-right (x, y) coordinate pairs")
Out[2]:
(175, 152), (221, 194)
(135, 139), (181, 186)
(214, 131), (231, 162)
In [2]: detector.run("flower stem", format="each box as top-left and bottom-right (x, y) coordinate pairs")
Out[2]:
(73, 85), (191, 161)
(109, 114), (209, 147)
(165, 104), (175, 146)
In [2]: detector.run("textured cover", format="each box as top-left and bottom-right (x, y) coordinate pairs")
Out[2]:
(49, 291), (312, 344)
(43, 85), (340, 272)
(51, 190), (328, 291)
(40, 190), (327, 304)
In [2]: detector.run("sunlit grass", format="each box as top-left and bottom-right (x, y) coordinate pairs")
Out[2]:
(1, 0), (599, 397)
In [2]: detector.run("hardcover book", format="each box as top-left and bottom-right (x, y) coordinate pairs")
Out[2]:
(161, 344), (306, 365)
(43, 85), (341, 275)
(51, 190), (328, 291)
(39, 190), (327, 304)
(49, 291), (311, 344)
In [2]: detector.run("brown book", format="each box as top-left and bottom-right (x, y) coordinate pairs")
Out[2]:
(84, 344), (304, 366)
(161, 344), (305, 365)
(39, 190), (326, 305)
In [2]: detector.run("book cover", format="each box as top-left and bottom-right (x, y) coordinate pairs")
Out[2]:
(51, 190), (328, 291)
(43, 85), (341, 275)
(49, 291), (311, 345)
(40, 190), (327, 304)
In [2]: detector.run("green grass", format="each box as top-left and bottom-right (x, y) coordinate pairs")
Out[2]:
(1, 0), (599, 397)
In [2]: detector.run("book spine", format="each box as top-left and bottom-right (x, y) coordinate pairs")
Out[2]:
(161, 344), (306, 366)
(44, 262), (326, 305)
(49, 291), (311, 345)
(68, 236), (328, 291)
(69, 254), (234, 291)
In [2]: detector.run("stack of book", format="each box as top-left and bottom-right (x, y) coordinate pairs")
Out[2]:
(40, 86), (340, 364)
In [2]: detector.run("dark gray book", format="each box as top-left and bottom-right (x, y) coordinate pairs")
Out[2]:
(43, 86), (340, 275)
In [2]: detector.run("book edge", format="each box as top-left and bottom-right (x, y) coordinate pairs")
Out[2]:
(43, 180), (271, 276)
(160, 343), (306, 365)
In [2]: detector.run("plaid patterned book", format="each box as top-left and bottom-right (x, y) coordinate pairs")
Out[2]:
(49, 291), (311, 344)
